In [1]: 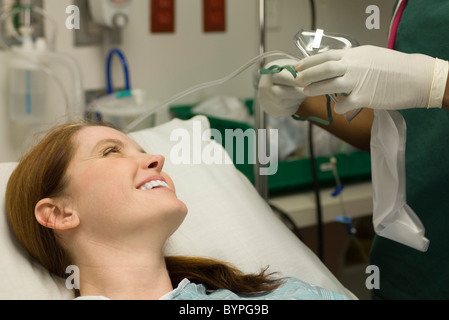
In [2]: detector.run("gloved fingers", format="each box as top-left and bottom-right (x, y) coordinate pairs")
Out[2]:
(303, 76), (351, 97)
(258, 74), (304, 118)
(334, 101), (356, 115)
(271, 68), (300, 87)
(271, 84), (305, 100)
(259, 74), (305, 100)
(259, 98), (300, 118)
(282, 101), (302, 116)
(295, 50), (344, 72)
(266, 58), (299, 69)
(259, 85), (304, 115)
(262, 58), (300, 86)
(296, 61), (347, 87)
(333, 95), (365, 115)
(258, 73), (274, 90)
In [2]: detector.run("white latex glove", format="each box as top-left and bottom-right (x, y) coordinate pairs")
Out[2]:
(258, 59), (306, 118)
(296, 45), (449, 114)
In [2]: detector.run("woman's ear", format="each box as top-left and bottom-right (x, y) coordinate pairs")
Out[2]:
(35, 198), (80, 230)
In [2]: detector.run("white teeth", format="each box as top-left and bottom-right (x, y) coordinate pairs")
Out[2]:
(139, 180), (170, 191)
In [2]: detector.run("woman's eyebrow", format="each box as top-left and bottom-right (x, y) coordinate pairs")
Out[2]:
(92, 138), (125, 153)
(92, 138), (146, 154)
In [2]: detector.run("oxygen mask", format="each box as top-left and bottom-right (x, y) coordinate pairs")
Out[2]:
(293, 29), (362, 122)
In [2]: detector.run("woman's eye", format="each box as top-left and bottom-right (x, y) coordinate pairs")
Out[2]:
(103, 146), (121, 157)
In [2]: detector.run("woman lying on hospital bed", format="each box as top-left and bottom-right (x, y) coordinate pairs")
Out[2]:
(4, 120), (350, 300)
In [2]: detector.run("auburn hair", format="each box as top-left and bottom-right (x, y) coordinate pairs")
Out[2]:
(5, 120), (281, 296)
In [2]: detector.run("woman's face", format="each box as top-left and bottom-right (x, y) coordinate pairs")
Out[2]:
(62, 125), (188, 246)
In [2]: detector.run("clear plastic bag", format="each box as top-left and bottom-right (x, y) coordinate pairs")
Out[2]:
(370, 110), (429, 252)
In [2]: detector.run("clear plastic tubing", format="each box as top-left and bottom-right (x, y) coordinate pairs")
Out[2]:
(124, 50), (299, 133)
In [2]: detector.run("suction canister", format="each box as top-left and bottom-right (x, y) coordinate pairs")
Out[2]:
(9, 35), (47, 123)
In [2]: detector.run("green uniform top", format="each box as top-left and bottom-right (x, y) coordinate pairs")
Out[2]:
(370, 0), (449, 299)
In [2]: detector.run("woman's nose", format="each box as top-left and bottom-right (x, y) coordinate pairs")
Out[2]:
(144, 154), (165, 171)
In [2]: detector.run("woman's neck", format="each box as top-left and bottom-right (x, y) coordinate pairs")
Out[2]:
(75, 240), (173, 300)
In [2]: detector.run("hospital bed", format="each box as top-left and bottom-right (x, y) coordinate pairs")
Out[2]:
(0, 116), (357, 300)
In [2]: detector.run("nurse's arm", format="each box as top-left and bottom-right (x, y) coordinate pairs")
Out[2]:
(295, 96), (373, 153)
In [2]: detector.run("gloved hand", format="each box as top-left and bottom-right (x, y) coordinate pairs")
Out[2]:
(258, 59), (306, 118)
(295, 45), (449, 114)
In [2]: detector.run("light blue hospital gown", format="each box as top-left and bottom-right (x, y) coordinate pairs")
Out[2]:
(75, 277), (351, 300)
(159, 277), (350, 300)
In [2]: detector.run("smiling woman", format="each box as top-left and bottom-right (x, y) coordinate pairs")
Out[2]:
(5, 119), (350, 300)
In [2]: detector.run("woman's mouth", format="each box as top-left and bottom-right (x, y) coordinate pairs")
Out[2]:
(139, 180), (170, 191)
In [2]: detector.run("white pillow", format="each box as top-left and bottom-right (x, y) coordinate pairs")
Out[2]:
(0, 163), (75, 300)
(0, 116), (356, 299)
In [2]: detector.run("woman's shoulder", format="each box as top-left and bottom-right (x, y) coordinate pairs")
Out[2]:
(164, 277), (351, 300)
(268, 277), (351, 300)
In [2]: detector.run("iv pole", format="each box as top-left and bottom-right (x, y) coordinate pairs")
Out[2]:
(254, 0), (304, 243)
(254, 0), (269, 200)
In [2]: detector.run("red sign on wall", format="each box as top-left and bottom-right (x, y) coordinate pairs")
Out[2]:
(204, 0), (226, 32)
(151, 0), (175, 33)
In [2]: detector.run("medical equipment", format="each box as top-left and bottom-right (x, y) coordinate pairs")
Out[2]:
(125, 29), (360, 133)
(123, 50), (299, 133)
(294, 29), (359, 57)
(293, 29), (363, 123)
(0, 1), (58, 51)
(106, 48), (131, 94)
(87, 48), (157, 130)
(321, 156), (355, 235)
(254, 0), (269, 199)
(87, 89), (158, 130)
(9, 40), (84, 122)
(0, 3), (84, 122)
(88, 0), (132, 29)
(260, 64), (297, 79)
(322, 156), (371, 267)
(261, 29), (362, 125)
(8, 27), (47, 123)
